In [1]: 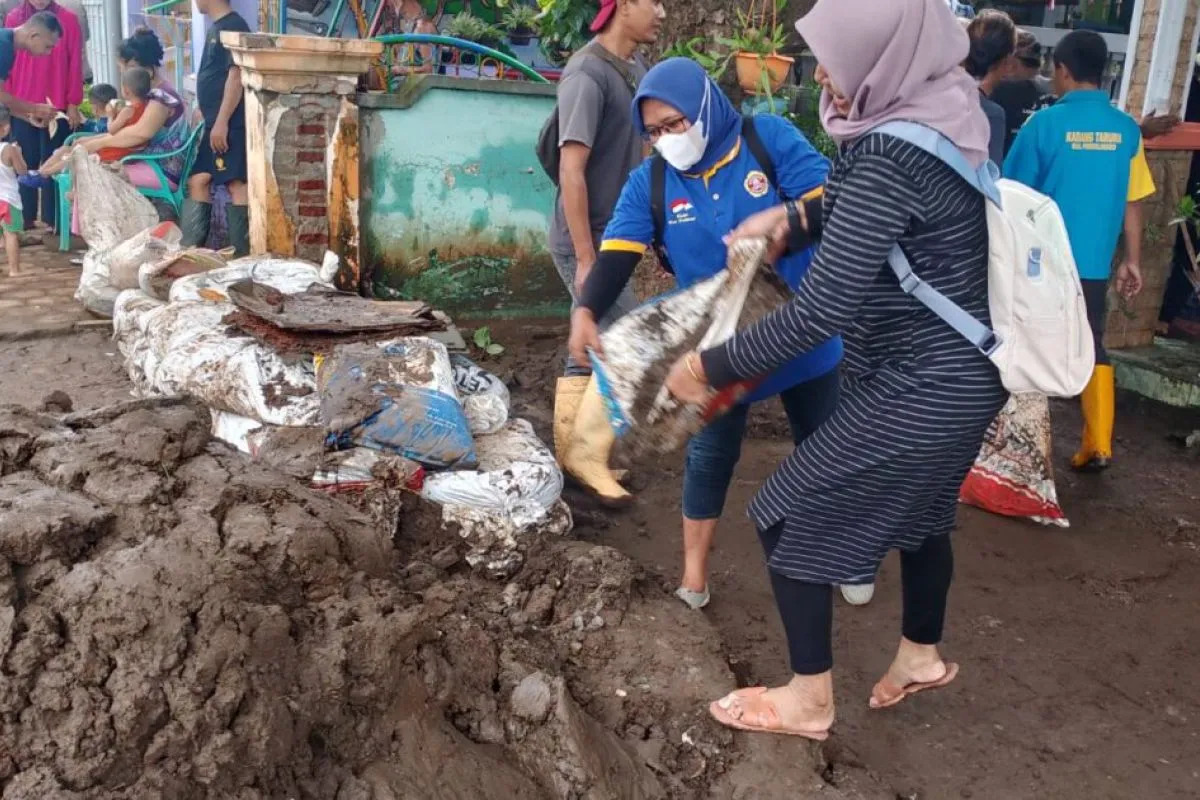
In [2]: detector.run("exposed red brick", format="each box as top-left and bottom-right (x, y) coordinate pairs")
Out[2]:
(299, 206), (327, 218)
(298, 179), (325, 191)
(297, 151), (325, 163)
(297, 123), (325, 136)
(298, 233), (329, 245)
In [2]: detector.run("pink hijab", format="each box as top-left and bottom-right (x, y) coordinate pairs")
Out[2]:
(795, 0), (991, 167)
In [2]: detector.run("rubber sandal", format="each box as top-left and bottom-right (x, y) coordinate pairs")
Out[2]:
(869, 661), (959, 710)
(709, 687), (830, 740)
(674, 585), (710, 610)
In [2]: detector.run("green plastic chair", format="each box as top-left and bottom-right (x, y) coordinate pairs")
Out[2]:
(55, 122), (205, 252)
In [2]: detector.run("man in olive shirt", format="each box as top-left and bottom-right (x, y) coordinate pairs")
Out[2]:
(549, 0), (664, 505)
(550, 0), (665, 378)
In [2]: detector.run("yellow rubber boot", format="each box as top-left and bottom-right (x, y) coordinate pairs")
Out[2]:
(561, 374), (633, 507)
(1071, 365), (1114, 472)
(553, 376), (589, 465)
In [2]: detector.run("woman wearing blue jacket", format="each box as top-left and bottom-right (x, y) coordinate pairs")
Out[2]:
(567, 58), (844, 610)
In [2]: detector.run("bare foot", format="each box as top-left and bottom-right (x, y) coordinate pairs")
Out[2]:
(7, 269), (19, 278)
(870, 638), (955, 709)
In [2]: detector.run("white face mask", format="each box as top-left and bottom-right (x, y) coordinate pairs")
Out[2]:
(652, 80), (711, 171)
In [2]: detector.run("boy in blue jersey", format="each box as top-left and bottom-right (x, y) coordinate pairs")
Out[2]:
(1004, 30), (1155, 472)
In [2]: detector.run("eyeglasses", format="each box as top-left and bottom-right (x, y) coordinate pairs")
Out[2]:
(642, 115), (688, 142)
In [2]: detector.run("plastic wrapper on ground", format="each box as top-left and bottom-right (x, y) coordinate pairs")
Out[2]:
(112, 290), (319, 427)
(959, 392), (1069, 527)
(592, 237), (782, 454)
(451, 354), (511, 435)
(317, 338), (477, 469)
(422, 418), (571, 578)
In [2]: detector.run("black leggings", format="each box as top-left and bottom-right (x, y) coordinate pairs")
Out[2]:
(757, 522), (955, 675)
(1081, 278), (1109, 366)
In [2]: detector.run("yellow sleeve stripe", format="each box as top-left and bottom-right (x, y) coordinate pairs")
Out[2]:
(800, 185), (824, 203)
(600, 239), (648, 254)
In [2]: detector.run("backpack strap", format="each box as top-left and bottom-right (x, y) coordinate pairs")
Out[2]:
(649, 154), (673, 273)
(740, 115), (780, 197)
(870, 121), (1003, 207)
(870, 120), (1002, 357)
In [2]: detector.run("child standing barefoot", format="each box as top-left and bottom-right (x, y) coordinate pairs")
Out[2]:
(0, 107), (27, 278)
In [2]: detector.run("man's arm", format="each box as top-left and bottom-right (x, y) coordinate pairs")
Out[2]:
(1116, 201), (1145, 298)
(209, 66), (243, 154)
(554, 71), (605, 293)
(559, 142), (595, 291)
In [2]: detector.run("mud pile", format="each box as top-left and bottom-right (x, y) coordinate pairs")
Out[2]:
(0, 398), (882, 799)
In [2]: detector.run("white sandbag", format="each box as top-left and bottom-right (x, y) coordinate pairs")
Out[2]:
(451, 354), (510, 435)
(422, 418), (563, 523)
(169, 257), (327, 303)
(107, 222), (182, 290)
(70, 146), (159, 252)
(421, 417), (569, 576)
(114, 297), (319, 426)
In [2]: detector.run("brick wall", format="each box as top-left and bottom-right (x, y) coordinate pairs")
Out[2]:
(264, 93), (342, 263)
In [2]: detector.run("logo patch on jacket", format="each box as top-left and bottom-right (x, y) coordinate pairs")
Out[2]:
(744, 171), (769, 198)
(668, 198), (696, 224)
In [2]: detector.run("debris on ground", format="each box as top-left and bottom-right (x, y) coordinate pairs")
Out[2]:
(0, 397), (861, 799)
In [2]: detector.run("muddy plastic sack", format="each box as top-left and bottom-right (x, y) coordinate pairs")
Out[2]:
(422, 418), (561, 515)
(78, 220), (182, 317)
(451, 354), (510, 435)
(959, 393), (1069, 526)
(593, 237), (784, 454)
(318, 338), (477, 469)
(113, 291), (318, 426)
(169, 257), (327, 304)
(70, 145), (159, 252)
(107, 222), (182, 290)
(140, 247), (232, 301)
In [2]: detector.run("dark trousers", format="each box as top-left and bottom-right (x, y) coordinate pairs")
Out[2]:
(757, 523), (955, 675)
(1081, 278), (1110, 366)
(11, 117), (70, 230)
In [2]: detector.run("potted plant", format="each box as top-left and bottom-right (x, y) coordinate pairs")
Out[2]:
(534, 0), (591, 66)
(721, 0), (793, 94)
(503, 4), (539, 46)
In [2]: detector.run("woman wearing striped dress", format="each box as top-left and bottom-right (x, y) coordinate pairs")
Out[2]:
(665, 0), (1009, 738)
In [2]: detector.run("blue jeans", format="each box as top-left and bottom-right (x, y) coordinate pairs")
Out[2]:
(682, 368), (840, 520)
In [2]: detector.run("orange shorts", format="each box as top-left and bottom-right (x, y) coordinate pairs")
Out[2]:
(96, 146), (136, 163)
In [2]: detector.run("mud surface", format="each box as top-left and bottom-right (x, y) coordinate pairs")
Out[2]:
(475, 318), (1200, 800)
(0, 339), (886, 799)
(4, 326), (1199, 799)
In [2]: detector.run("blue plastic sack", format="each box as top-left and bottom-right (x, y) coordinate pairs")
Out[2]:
(318, 339), (478, 469)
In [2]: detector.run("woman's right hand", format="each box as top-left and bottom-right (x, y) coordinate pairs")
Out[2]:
(724, 205), (791, 262)
(568, 307), (602, 368)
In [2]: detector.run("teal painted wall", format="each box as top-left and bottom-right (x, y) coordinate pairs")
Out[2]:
(360, 80), (570, 317)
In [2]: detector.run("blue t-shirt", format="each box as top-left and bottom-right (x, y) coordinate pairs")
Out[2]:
(600, 113), (843, 403)
(1004, 89), (1155, 281)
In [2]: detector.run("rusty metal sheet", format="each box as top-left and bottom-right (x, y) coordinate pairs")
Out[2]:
(223, 308), (453, 357)
(226, 280), (444, 333)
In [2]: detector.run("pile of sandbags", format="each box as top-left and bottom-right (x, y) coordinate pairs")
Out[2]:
(111, 253), (566, 575)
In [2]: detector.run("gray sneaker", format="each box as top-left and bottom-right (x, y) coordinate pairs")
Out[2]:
(674, 585), (711, 610)
(839, 583), (875, 606)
